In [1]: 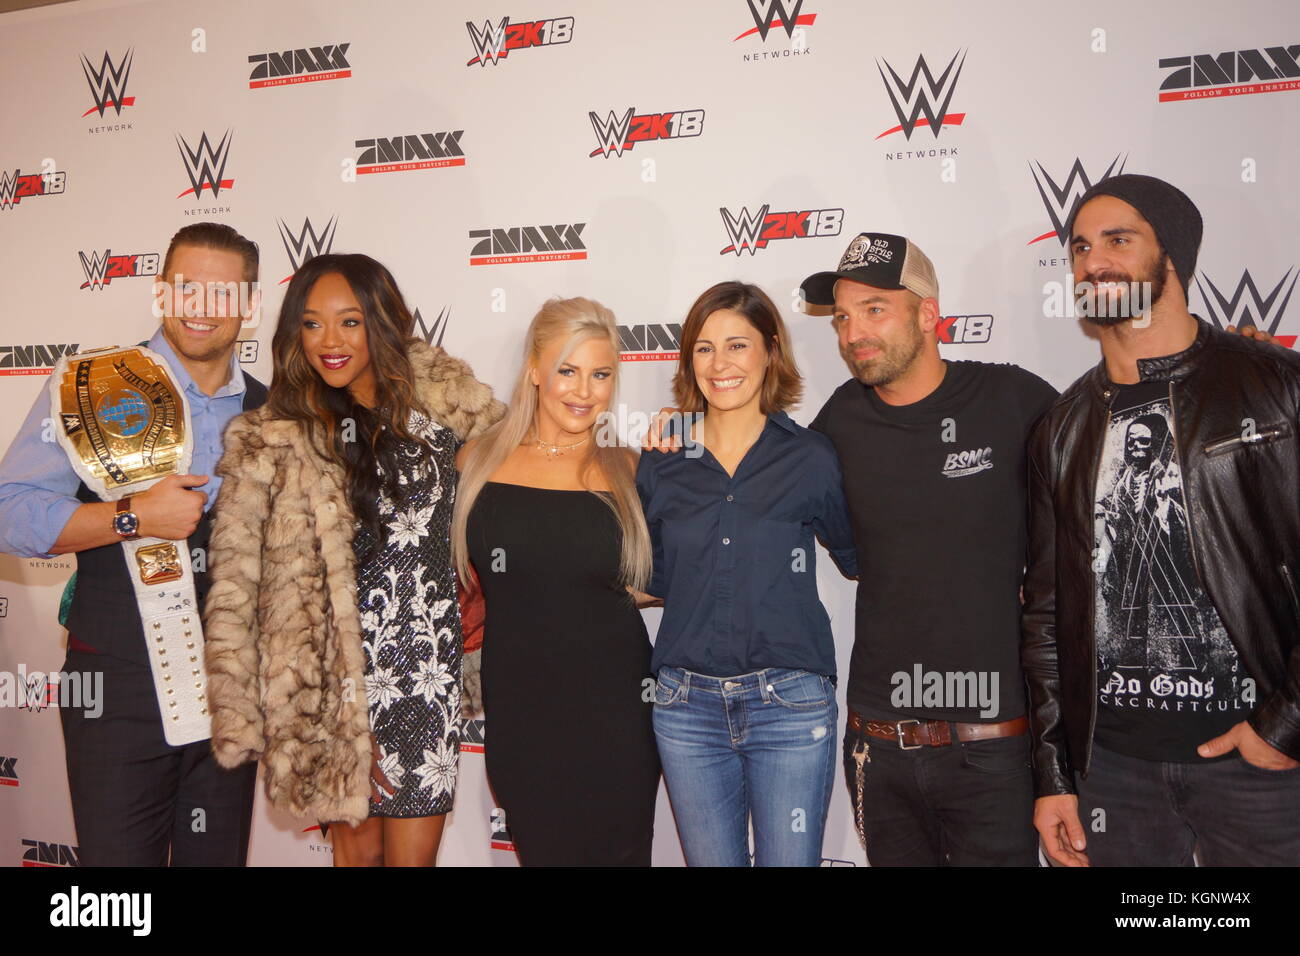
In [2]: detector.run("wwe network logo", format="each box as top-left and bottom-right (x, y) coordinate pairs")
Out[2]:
(876, 50), (967, 140)
(80, 49), (134, 117)
(413, 306), (450, 347)
(588, 108), (704, 157)
(718, 204), (842, 255)
(1027, 154), (1126, 245)
(79, 250), (160, 290)
(1159, 42), (1300, 102)
(277, 215), (338, 284)
(1197, 268), (1298, 347)
(176, 130), (234, 200)
(469, 223), (587, 265)
(249, 43), (351, 88)
(0, 167), (67, 211)
(355, 131), (465, 174)
(733, 0), (817, 41)
(465, 16), (573, 66)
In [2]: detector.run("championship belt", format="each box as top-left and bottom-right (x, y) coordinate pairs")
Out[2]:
(49, 346), (210, 746)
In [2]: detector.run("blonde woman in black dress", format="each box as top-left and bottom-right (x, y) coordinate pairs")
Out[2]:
(452, 297), (660, 866)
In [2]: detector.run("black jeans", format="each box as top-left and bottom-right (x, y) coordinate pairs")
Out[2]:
(842, 720), (1038, 866)
(60, 649), (257, 866)
(1074, 743), (1300, 866)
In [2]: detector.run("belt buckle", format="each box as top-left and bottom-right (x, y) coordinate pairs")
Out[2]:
(896, 719), (922, 750)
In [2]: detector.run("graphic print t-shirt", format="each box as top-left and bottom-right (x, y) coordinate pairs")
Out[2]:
(1092, 380), (1249, 761)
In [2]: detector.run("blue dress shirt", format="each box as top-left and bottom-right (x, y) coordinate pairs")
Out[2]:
(0, 327), (246, 557)
(636, 410), (858, 678)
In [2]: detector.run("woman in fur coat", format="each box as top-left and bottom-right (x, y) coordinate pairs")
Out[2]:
(204, 253), (503, 866)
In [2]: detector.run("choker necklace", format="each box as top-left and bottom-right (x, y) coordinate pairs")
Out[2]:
(534, 433), (590, 458)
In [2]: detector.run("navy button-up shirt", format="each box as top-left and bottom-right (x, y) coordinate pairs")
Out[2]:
(636, 410), (857, 678)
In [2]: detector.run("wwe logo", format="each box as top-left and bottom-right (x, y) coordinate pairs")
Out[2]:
(78, 250), (112, 291)
(589, 107), (635, 158)
(413, 306), (450, 347)
(720, 205), (769, 256)
(745, 0), (806, 41)
(466, 17), (509, 65)
(1028, 154), (1126, 245)
(1197, 268), (1298, 344)
(277, 215), (338, 283)
(176, 130), (234, 199)
(81, 49), (134, 118)
(876, 50), (967, 140)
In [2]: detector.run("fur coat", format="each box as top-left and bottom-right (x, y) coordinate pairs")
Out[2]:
(204, 341), (503, 826)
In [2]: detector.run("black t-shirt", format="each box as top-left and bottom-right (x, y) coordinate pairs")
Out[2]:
(811, 361), (1058, 722)
(1092, 380), (1249, 761)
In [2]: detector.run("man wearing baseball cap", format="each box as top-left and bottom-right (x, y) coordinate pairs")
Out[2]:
(1022, 174), (1300, 866)
(802, 232), (1058, 865)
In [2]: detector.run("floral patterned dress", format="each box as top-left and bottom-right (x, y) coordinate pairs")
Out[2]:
(353, 410), (462, 818)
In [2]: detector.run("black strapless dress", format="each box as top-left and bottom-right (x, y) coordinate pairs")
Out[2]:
(467, 482), (659, 866)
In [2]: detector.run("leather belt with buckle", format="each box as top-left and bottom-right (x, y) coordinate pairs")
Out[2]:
(847, 707), (1028, 749)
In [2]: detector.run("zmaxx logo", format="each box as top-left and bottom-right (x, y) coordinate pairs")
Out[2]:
(277, 215), (338, 284)
(469, 223), (586, 266)
(876, 50), (967, 139)
(249, 43), (351, 88)
(355, 131), (465, 174)
(21, 839), (79, 867)
(462, 717), (485, 754)
(719, 204), (842, 255)
(465, 16), (573, 66)
(1196, 268), (1298, 348)
(618, 324), (681, 362)
(733, 0), (817, 41)
(1159, 42), (1300, 102)
(0, 344), (79, 376)
(1027, 154), (1126, 245)
(0, 167), (67, 211)
(936, 314), (993, 344)
(176, 130), (234, 199)
(588, 108), (704, 158)
(79, 250), (160, 290)
(0, 755), (16, 787)
(80, 49), (134, 117)
(413, 306), (450, 347)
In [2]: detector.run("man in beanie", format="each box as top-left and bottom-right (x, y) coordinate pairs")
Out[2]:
(800, 234), (1058, 865)
(1023, 173), (1300, 866)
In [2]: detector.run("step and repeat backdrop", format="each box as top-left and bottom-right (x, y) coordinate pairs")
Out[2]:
(1, 0), (1297, 867)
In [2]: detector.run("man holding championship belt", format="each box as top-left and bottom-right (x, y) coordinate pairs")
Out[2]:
(0, 223), (267, 866)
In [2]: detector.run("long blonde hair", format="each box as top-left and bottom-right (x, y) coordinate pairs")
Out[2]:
(451, 297), (652, 591)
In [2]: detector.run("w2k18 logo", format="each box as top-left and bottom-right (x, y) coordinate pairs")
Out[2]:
(176, 130), (234, 199)
(588, 108), (704, 158)
(718, 204), (842, 255)
(733, 0), (817, 42)
(355, 131), (464, 174)
(80, 49), (134, 117)
(79, 250), (159, 290)
(1158, 41), (1300, 102)
(876, 50), (967, 140)
(469, 223), (586, 265)
(277, 215), (338, 284)
(1196, 267), (1298, 348)
(249, 43), (351, 88)
(0, 166), (67, 211)
(1027, 154), (1126, 246)
(465, 16), (573, 66)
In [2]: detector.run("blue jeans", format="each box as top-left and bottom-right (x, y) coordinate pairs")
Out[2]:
(652, 666), (837, 867)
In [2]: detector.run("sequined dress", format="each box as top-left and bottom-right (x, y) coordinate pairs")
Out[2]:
(353, 410), (462, 818)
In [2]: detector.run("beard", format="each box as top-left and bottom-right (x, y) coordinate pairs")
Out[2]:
(1076, 251), (1169, 327)
(843, 312), (926, 387)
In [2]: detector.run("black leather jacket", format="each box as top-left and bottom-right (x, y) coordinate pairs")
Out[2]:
(1022, 318), (1300, 797)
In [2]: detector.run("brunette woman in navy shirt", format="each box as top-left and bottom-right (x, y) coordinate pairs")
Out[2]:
(636, 281), (857, 867)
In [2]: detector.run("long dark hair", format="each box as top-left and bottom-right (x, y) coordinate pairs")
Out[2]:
(268, 253), (427, 554)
